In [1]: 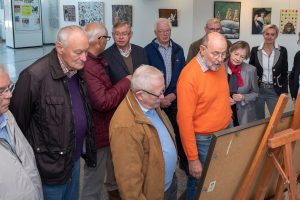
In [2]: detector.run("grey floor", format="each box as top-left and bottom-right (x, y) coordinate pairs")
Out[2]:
(0, 41), (297, 199)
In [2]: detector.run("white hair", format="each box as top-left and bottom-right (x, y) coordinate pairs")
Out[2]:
(84, 22), (107, 43)
(154, 18), (172, 32)
(56, 25), (84, 47)
(131, 65), (164, 92)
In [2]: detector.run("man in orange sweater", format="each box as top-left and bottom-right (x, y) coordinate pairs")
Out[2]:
(177, 32), (233, 200)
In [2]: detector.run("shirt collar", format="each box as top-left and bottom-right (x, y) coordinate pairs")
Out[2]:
(0, 114), (8, 129)
(258, 41), (280, 50)
(57, 55), (77, 78)
(196, 52), (209, 72)
(118, 44), (132, 58)
(155, 39), (172, 49)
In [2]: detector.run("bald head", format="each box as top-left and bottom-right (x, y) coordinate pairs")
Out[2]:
(200, 32), (227, 71)
(84, 22), (109, 55)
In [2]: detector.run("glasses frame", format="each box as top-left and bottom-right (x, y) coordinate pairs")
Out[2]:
(113, 31), (131, 37)
(202, 45), (227, 59)
(140, 89), (164, 98)
(98, 35), (111, 41)
(0, 83), (15, 97)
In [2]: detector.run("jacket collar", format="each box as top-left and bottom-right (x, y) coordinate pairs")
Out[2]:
(87, 52), (108, 66)
(257, 43), (281, 68)
(151, 38), (177, 51)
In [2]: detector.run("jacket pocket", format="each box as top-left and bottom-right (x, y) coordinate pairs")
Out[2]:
(45, 96), (65, 125)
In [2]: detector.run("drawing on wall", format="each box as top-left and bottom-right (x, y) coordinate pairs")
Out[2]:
(159, 9), (178, 27)
(214, 1), (241, 39)
(13, 0), (41, 31)
(280, 9), (298, 34)
(112, 5), (132, 25)
(252, 8), (272, 34)
(78, 2), (104, 27)
(63, 5), (76, 22)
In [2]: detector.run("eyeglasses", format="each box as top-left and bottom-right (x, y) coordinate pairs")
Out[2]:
(113, 32), (131, 37)
(202, 45), (227, 59)
(140, 89), (165, 98)
(157, 29), (171, 34)
(98, 35), (111, 41)
(207, 27), (221, 32)
(0, 83), (15, 97)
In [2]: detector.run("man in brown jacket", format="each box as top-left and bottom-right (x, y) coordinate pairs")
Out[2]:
(109, 65), (177, 200)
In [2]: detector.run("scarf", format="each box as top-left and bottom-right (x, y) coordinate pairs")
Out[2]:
(228, 56), (244, 87)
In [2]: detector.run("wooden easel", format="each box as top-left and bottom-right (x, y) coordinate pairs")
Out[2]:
(235, 93), (300, 200)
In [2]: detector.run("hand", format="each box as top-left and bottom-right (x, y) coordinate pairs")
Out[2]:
(164, 93), (176, 102)
(229, 97), (236, 105)
(160, 98), (172, 108)
(232, 94), (244, 102)
(188, 159), (202, 179)
(125, 75), (132, 81)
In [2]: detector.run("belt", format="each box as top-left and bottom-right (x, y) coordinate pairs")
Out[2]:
(260, 82), (274, 89)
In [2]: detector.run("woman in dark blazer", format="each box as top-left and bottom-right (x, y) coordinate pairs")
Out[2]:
(249, 24), (288, 120)
(289, 51), (300, 101)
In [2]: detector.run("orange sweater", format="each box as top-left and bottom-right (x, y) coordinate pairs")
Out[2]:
(177, 57), (232, 160)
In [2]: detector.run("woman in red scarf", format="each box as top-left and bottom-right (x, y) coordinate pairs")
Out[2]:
(226, 41), (259, 126)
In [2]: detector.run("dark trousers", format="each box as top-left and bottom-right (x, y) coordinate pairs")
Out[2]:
(163, 101), (188, 174)
(164, 175), (177, 200)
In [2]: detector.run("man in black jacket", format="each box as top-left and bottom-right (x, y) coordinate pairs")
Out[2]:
(10, 25), (96, 200)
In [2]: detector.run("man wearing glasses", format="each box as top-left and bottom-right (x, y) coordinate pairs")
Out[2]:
(0, 65), (43, 200)
(186, 18), (232, 63)
(102, 21), (148, 85)
(144, 18), (187, 174)
(10, 26), (96, 200)
(177, 32), (232, 200)
(110, 65), (177, 200)
(81, 22), (131, 200)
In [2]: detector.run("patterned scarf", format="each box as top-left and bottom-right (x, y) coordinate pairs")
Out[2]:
(228, 56), (244, 87)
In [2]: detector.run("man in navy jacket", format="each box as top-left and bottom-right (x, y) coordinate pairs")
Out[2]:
(144, 18), (187, 173)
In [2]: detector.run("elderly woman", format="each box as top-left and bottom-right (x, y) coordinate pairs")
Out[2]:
(226, 41), (259, 126)
(249, 24), (288, 120)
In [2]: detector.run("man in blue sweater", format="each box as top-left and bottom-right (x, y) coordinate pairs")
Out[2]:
(144, 18), (187, 173)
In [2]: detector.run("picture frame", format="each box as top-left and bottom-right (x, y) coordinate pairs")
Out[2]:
(159, 9), (178, 27)
(112, 5), (132, 26)
(214, 1), (241, 39)
(252, 8), (272, 34)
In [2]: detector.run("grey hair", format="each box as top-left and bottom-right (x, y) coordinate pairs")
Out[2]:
(154, 18), (172, 32)
(131, 65), (164, 92)
(205, 18), (221, 27)
(56, 25), (84, 47)
(262, 24), (279, 36)
(84, 22), (107, 43)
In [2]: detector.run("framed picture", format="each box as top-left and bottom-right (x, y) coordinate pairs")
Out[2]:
(78, 1), (104, 27)
(214, 1), (241, 39)
(63, 5), (76, 22)
(112, 5), (132, 25)
(159, 9), (178, 27)
(280, 9), (297, 34)
(252, 8), (272, 34)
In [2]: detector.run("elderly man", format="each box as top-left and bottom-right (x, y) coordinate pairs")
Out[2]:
(144, 18), (187, 172)
(102, 21), (148, 84)
(110, 65), (177, 200)
(186, 18), (232, 62)
(0, 65), (43, 200)
(177, 32), (232, 200)
(81, 22), (131, 200)
(10, 25), (96, 200)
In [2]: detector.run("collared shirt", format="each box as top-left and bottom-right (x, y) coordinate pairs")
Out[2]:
(0, 114), (14, 149)
(118, 44), (132, 58)
(258, 42), (279, 84)
(196, 52), (209, 72)
(155, 39), (173, 88)
(57, 55), (77, 78)
(136, 99), (177, 191)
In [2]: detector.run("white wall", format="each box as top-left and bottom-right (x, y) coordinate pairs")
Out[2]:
(41, 0), (300, 69)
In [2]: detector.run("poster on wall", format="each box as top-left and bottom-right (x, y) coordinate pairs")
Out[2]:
(112, 5), (132, 25)
(252, 8), (272, 34)
(63, 5), (76, 22)
(78, 2), (104, 27)
(159, 9), (178, 27)
(280, 9), (298, 34)
(214, 1), (241, 39)
(13, 0), (41, 31)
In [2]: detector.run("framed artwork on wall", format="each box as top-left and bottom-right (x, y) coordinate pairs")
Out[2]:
(63, 5), (76, 22)
(159, 9), (178, 27)
(252, 8), (272, 34)
(214, 1), (241, 39)
(112, 5), (132, 26)
(280, 9), (298, 34)
(78, 1), (104, 27)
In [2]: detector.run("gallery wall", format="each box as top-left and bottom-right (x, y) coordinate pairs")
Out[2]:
(41, 0), (300, 69)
